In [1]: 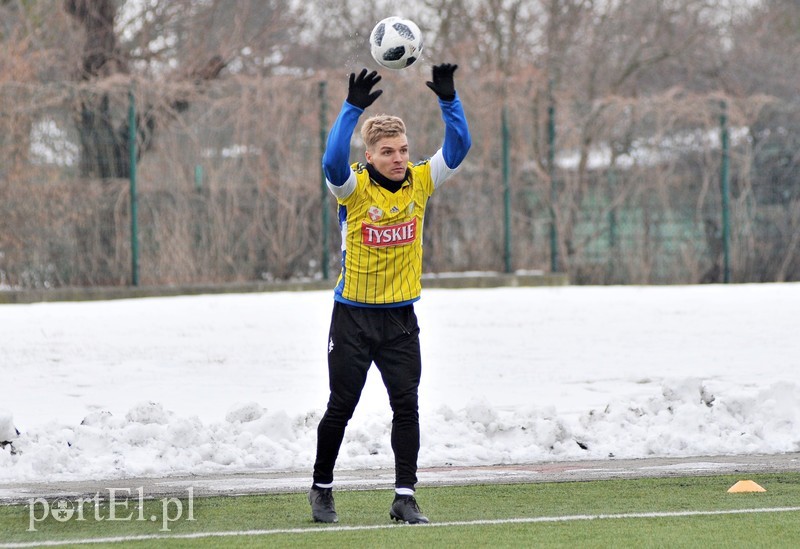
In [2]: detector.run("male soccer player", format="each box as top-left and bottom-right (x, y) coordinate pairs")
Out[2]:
(309, 64), (471, 524)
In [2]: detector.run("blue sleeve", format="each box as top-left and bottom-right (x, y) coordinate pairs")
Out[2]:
(322, 100), (363, 187)
(439, 93), (471, 169)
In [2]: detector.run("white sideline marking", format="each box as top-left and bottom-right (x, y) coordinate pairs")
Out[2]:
(3, 507), (800, 548)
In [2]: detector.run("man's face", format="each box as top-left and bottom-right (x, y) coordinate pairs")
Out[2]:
(365, 135), (409, 182)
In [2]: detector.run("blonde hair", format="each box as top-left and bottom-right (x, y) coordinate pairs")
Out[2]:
(360, 115), (406, 150)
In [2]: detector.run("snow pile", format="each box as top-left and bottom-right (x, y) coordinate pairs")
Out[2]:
(1, 284), (799, 482)
(2, 380), (799, 482)
(0, 410), (16, 442)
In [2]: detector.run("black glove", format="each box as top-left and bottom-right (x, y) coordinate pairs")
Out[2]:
(346, 68), (383, 110)
(426, 63), (458, 101)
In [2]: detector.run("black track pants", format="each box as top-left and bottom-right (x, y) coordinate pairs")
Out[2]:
(313, 301), (421, 489)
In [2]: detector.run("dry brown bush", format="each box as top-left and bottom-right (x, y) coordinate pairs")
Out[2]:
(1, 0), (798, 288)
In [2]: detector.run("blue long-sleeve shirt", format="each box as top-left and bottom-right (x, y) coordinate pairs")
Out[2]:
(323, 93), (471, 188)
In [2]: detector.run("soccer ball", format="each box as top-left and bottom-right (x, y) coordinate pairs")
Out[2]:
(369, 16), (423, 70)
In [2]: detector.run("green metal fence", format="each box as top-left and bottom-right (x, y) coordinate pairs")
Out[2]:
(0, 77), (797, 289)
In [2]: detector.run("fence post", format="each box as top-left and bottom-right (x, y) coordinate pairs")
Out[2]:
(719, 100), (731, 283)
(319, 81), (330, 280)
(194, 164), (203, 192)
(548, 79), (559, 273)
(502, 106), (512, 273)
(608, 169), (618, 250)
(128, 86), (139, 287)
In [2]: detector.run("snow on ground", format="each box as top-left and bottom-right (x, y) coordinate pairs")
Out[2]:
(1, 283), (798, 482)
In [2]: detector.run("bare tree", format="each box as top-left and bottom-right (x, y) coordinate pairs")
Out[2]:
(63, 0), (228, 179)
(0, 0), (798, 288)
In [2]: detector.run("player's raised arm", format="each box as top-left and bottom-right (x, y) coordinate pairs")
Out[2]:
(322, 69), (382, 187)
(426, 63), (471, 170)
